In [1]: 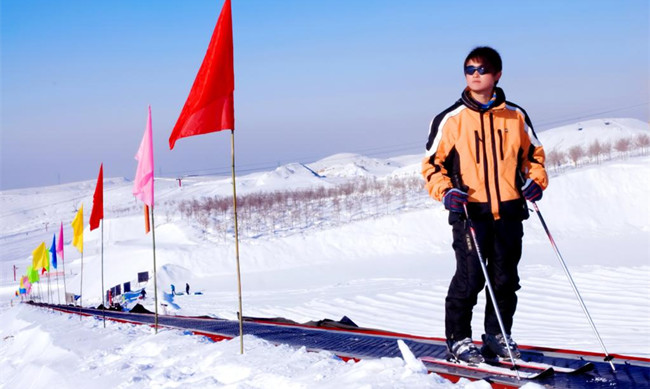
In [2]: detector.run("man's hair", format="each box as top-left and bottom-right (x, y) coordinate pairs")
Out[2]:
(464, 46), (502, 74)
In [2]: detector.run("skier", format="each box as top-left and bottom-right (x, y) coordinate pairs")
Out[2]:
(186, 283), (190, 295)
(422, 46), (547, 364)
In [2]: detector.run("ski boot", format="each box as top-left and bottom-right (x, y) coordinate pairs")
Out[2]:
(447, 337), (485, 365)
(481, 333), (521, 360)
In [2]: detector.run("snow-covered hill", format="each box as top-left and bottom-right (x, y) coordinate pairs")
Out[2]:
(0, 118), (648, 389)
(538, 118), (649, 153)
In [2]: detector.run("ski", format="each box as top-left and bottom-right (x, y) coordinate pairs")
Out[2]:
(419, 356), (554, 380)
(493, 357), (594, 374)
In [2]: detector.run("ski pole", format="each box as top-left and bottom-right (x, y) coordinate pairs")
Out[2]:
(459, 203), (520, 378)
(451, 176), (520, 376)
(529, 200), (615, 371)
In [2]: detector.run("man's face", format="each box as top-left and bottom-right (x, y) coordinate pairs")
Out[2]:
(464, 59), (501, 96)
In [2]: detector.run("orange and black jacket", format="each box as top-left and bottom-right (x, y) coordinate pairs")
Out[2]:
(422, 87), (548, 221)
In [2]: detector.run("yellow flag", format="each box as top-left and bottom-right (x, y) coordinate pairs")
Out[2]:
(32, 242), (49, 272)
(71, 205), (84, 253)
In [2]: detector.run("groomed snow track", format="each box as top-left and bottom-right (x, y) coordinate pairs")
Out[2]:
(32, 302), (650, 389)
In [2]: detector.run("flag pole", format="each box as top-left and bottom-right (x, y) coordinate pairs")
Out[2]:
(62, 258), (67, 303)
(133, 105), (156, 333)
(52, 235), (61, 305)
(167, 0), (236, 348)
(80, 251), (84, 309)
(151, 204), (159, 334)
(47, 267), (52, 304)
(62, 262), (67, 303)
(56, 267), (61, 305)
(101, 220), (106, 327)
(230, 130), (244, 354)
(61, 223), (68, 303)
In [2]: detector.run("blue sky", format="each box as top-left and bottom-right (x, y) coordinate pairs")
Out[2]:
(1, 0), (648, 190)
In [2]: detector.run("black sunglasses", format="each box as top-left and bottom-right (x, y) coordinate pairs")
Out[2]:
(464, 65), (490, 75)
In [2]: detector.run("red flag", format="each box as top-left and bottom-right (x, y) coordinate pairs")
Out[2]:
(89, 164), (104, 231)
(169, 0), (234, 150)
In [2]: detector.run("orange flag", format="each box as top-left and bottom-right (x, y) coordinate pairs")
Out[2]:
(89, 164), (104, 231)
(168, 0), (234, 150)
(144, 204), (150, 234)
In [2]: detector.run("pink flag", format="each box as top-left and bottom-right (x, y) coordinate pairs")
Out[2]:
(21, 276), (31, 294)
(133, 106), (154, 207)
(57, 222), (64, 263)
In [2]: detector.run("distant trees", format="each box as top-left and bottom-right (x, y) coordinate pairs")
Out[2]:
(546, 134), (649, 171)
(168, 132), (650, 241)
(175, 175), (430, 241)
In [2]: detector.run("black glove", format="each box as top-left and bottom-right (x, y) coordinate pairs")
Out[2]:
(521, 179), (543, 202)
(442, 188), (468, 213)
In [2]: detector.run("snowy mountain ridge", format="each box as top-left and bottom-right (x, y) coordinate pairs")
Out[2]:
(2, 117), (647, 217)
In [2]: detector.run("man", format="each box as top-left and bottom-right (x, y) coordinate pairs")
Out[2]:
(422, 46), (547, 364)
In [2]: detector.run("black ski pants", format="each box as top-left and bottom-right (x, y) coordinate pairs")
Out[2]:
(445, 217), (523, 342)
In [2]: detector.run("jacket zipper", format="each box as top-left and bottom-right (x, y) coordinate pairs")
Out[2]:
(497, 129), (504, 160)
(489, 113), (502, 205)
(480, 113), (491, 210)
(474, 131), (481, 164)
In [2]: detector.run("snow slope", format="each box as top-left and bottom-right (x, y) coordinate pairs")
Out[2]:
(0, 118), (648, 389)
(538, 118), (648, 153)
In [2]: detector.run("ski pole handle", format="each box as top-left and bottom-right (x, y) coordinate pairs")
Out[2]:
(451, 174), (469, 193)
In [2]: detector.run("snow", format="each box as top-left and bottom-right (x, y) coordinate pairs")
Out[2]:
(1, 118), (648, 388)
(538, 118), (648, 153)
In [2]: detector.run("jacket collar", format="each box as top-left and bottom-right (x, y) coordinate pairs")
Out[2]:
(460, 87), (506, 112)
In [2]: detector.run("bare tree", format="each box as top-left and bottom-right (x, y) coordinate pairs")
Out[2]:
(587, 140), (604, 164)
(600, 141), (612, 161)
(567, 145), (585, 167)
(198, 214), (209, 234)
(635, 133), (650, 155)
(614, 138), (632, 158)
(546, 150), (566, 171)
